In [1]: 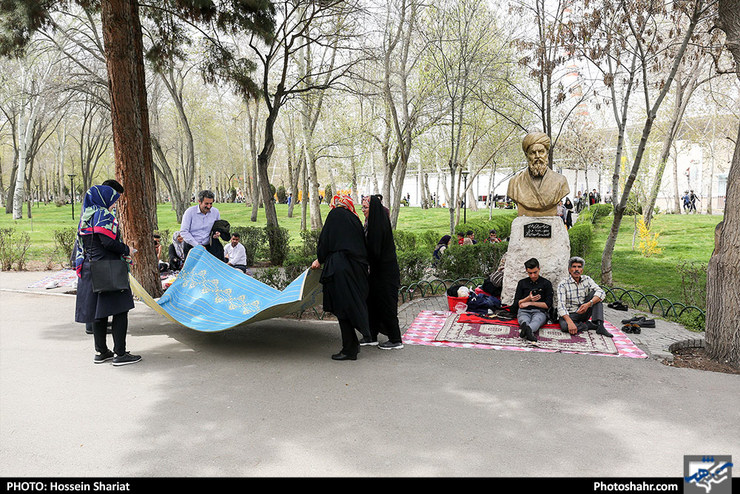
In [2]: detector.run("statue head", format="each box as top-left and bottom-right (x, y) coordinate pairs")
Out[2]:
(522, 132), (550, 178)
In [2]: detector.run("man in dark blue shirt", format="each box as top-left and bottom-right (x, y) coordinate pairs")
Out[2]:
(512, 258), (553, 342)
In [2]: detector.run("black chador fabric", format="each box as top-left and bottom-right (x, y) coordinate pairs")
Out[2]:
(317, 206), (369, 332)
(365, 195), (402, 342)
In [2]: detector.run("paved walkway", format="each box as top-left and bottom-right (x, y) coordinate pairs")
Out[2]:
(2, 269), (736, 478)
(398, 294), (703, 362)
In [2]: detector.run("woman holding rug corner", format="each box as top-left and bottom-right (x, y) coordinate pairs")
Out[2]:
(311, 194), (371, 361)
(74, 182), (141, 366)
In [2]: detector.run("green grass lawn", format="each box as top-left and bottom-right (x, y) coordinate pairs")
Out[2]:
(0, 201), (499, 260)
(583, 213), (720, 308)
(0, 201), (721, 310)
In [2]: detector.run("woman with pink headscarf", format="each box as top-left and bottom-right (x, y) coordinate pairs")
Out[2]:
(311, 194), (370, 361)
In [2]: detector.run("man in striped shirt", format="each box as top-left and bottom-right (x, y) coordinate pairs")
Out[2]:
(557, 256), (613, 338)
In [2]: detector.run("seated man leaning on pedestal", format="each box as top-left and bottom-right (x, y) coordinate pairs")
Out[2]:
(556, 256), (613, 338)
(513, 257), (553, 342)
(507, 132), (570, 216)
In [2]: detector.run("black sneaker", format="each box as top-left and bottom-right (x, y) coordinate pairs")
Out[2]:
(112, 352), (142, 366)
(94, 350), (114, 364)
(378, 341), (403, 350)
(359, 336), (378, 346)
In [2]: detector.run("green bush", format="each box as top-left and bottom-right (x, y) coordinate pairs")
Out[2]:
(670, 310), (705, 333)
(53, 228), (77, 265)
(276, 185), (287, 204)
(299, 229), (321, 259)
(569, 221), (594, 258)
(435, 241), (507, 280)
(265, 224), (290, 266)
(0, 227), (31, 271)
(253, 266), (286, 290)
(580, 204), (612, 224)
(455, 213), (516, 241)
(397, 250), (432, 286)
(230, 225), (265, 266)
(393, 230), (417, 253)
(417, 229), (442, 253)
(155, 228), (171, 262)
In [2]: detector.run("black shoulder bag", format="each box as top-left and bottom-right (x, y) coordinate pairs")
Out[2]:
(90, 259), (130, 293)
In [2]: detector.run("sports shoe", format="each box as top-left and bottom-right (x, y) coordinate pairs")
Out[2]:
(94, 349), (114, 364)
(112, 352), (142, 366)
(378, 341), (403, 350)
(359, 336), (378, 346)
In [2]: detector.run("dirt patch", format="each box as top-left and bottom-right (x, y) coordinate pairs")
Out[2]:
(665, 347), (740, 375)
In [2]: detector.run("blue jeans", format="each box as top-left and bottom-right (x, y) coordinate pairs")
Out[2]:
(517, 308), (548, 333)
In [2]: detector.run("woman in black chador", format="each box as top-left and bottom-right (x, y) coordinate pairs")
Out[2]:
(363, 194), (403, 349)
(312, 195), (370, 361)
(74, 184), (140, 366)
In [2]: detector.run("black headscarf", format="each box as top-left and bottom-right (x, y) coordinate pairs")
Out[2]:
(365, 194), (396, 265)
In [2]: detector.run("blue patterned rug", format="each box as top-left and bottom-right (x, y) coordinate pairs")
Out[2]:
(130, 246), (323, 332)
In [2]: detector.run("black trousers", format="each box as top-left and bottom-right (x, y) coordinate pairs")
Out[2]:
(93, 311), (128, 355)
(558, 290), (604, 333)
(368, 302), (402, 343)
(338, 318), (360, 357)
(184, 241), (224, 262)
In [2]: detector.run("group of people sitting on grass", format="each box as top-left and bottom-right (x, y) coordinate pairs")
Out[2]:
(512, 256), (613, 342)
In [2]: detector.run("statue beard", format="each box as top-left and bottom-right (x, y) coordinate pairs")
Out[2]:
(529, 160), (548, 177)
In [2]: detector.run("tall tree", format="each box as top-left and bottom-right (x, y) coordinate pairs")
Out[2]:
(706, 0), (740, 369)
(100, 0), (161, 296)
(566, 0), (712, 285)
(423, 0), (500, 234)
(244, 0), (361, 232)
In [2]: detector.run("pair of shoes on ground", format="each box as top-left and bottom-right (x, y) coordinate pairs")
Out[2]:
(359, 336), (404, 350)
(334, 339), (404, 360)
(607, 301), (629, 311)
(518, 322), (538, 342)
(94, 350), (141, 366)
(622, 323), (641, 334)
(620, 316), (655, 327)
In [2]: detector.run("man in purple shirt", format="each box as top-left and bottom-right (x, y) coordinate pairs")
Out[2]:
(180, 190), (221, 259)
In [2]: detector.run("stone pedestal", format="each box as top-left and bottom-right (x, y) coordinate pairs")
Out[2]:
(501, 216), (570, 307)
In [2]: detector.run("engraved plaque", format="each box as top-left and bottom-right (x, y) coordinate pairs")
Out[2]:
(523, 222), (551, 238)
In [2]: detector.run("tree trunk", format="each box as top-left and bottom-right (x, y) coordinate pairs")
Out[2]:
(257, 111), (279, 229)
(705, 0), (740, 368)
(101, 0), (161, 297)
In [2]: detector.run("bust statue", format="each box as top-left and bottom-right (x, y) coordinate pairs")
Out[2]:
(507, 132), (570, 216)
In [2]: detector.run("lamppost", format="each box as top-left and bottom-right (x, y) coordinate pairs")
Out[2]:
(68, 174), (76, 220)
(461, 169), (469, 224)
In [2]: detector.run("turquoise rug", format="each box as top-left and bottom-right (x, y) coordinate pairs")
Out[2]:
(130, 246), (323, 332)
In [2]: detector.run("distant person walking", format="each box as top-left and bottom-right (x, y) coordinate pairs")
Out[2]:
(689, 190), (699, 213)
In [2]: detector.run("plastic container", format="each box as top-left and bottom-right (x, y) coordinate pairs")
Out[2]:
(447, 295), (469, 311)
